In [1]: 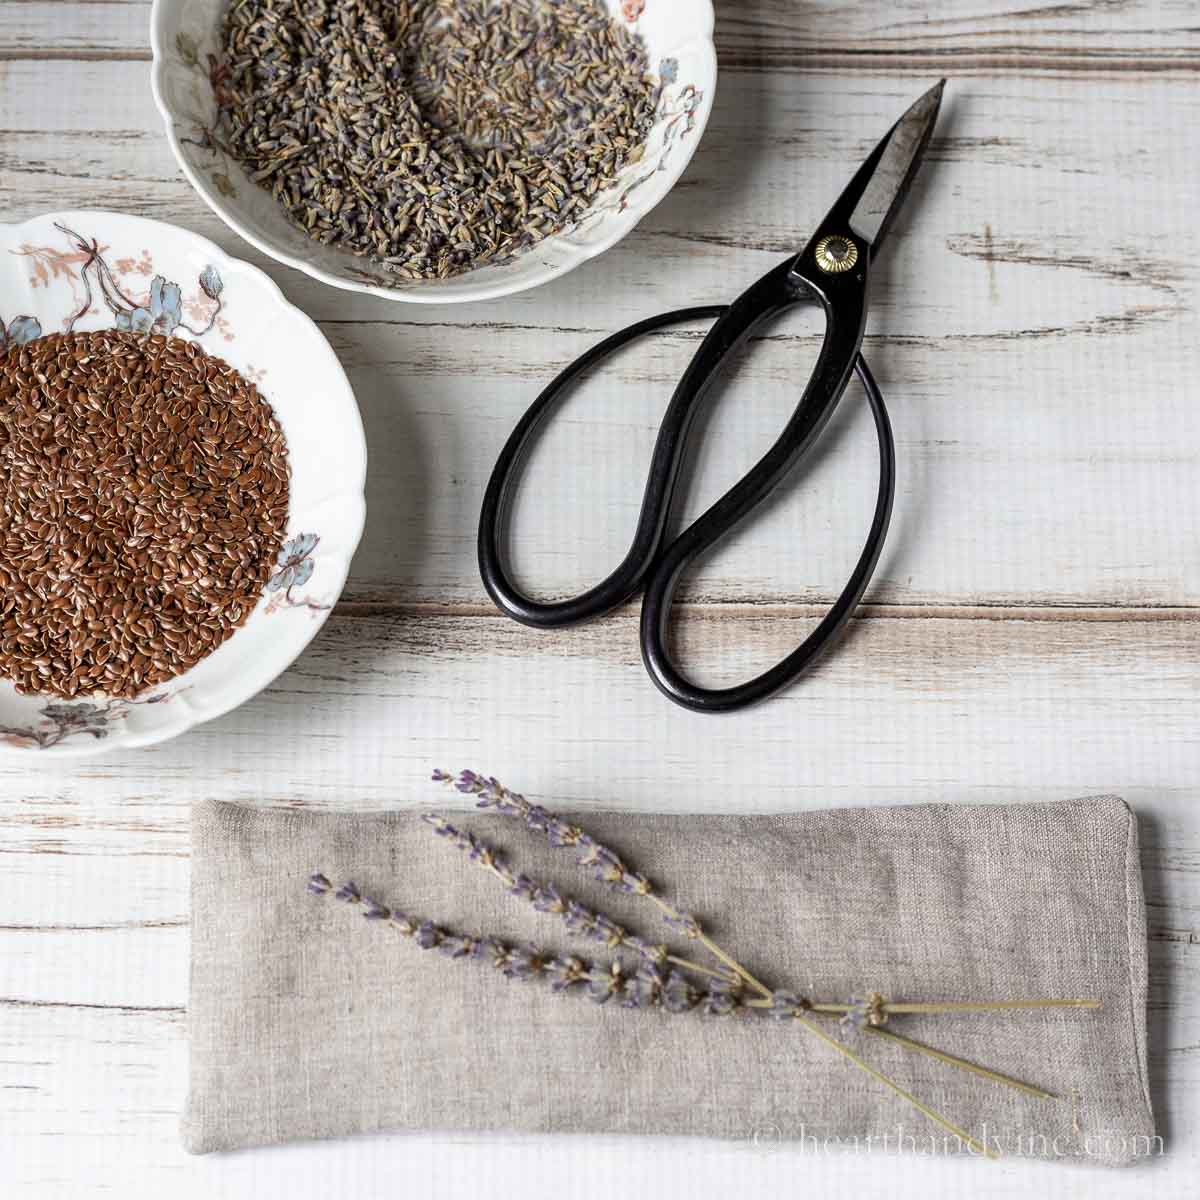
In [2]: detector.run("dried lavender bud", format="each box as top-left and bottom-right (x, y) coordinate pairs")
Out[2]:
(663, 910), (702, 940)
(617, 871), (653, 896)
(438, 934), (475, 958)
(506, 944), (548, 980)
(443, 771), (555, 839)
(531, 882), (566, 914)
(587, 963), (625, 1005)
(311, 876), (739, 1027)
(474, 936), (512, 972)
(415, 920), (443, 950)
(591, 913), (626, 949)
(622, 963), (666, 1010)
(510, 874), (537, 902)
(770, 991), (808, 1021)
(218, 0), (660, 281)
(702, 977), (744, 1017)
(390, 911), (417, 936)
(663, 970), (700, 1014)
(424, 815), (671, 976)
(625, 936), (668, 965)
(841, 992), (886, 1031)
(546, 817), (584, 847)
(577, 839), (628, 886)
(546, 955), (587, 992)
(562, 900), (598, 938)
(423, 814), (503, 870)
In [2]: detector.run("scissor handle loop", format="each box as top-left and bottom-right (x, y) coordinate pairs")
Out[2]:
(639, 352), (895, 712)
(478, 304), (728, 628)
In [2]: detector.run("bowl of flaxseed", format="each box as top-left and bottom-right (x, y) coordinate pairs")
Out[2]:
(0, 211), (365, 756)
(150, 0), (716, 303)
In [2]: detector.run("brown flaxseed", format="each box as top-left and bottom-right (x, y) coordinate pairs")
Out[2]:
(0, 330), (290, 699)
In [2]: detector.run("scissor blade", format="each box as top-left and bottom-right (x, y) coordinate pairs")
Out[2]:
(846, 80), (944, 253)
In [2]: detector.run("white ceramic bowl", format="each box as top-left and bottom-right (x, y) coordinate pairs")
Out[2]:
(0, 211), (366, 757)
(149, 0), (716, 303)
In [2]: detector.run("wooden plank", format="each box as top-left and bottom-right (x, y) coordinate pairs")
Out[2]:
(4, 62), (1198, 608)
(5, 0), (1200, 67)
(0, 1), (149, 57)
(0, 606), (1194, 805)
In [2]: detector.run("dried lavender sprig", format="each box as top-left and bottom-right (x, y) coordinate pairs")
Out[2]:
(309, 873), (743, 1017)
(425, 774), (1035, 1148)
(314, 870), (1008, 1150)
(432, 772), (1098, 1024)
(422, 814), (734, 985)
(433, 770), (772, 997)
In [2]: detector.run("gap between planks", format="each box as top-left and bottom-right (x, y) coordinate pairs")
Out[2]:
(4, 48), (1200, 74)
(333, 600), (1200, 623)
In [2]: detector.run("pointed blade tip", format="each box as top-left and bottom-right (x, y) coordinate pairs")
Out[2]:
(914, 80), (946, 119)
(846, 81), (946, 250)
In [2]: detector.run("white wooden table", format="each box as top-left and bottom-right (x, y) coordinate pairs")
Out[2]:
(2, 2), (1198, 1195)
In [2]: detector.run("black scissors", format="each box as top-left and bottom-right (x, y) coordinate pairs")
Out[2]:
(479, 83), (945, 713)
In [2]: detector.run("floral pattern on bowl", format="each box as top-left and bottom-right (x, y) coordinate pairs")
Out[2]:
(150, 0), (717, 304)
(6, 220), (229, 343)
(0, 211), (367, 757)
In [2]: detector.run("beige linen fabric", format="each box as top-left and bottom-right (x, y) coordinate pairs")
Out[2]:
(184, 796), (1153, 1163)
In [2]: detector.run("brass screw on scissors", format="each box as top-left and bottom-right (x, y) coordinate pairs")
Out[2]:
(814, 234), (859, 274)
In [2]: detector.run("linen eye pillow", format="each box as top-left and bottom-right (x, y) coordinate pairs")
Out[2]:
(184, 794), (1153, 1164)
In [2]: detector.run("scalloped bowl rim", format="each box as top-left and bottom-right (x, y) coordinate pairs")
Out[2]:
(149, 0), (717, 304)
(0, 210), (367, 758)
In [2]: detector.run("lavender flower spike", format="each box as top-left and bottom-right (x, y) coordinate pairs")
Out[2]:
(429, 771), (761, 996)
(433, 769), (654, 899)
(423, 812), (683, 976)
(310, 877), (751, 1024)
(424, 815), (503, 869)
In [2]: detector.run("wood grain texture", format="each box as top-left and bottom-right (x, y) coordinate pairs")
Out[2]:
(4, 1), (1200, 65)
(2, 1), (1199, 1197)
(4, 60), (1197, 607)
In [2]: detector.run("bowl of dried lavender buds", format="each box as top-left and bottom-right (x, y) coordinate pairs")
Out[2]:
(150, 0), (716, 303)
(0, 211), (366, 756)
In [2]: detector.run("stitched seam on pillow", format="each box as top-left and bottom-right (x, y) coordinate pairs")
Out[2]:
(1122, 801), (1154, 1125)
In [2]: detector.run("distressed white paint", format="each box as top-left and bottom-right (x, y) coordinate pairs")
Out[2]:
(1, 2), (1199, 1198)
